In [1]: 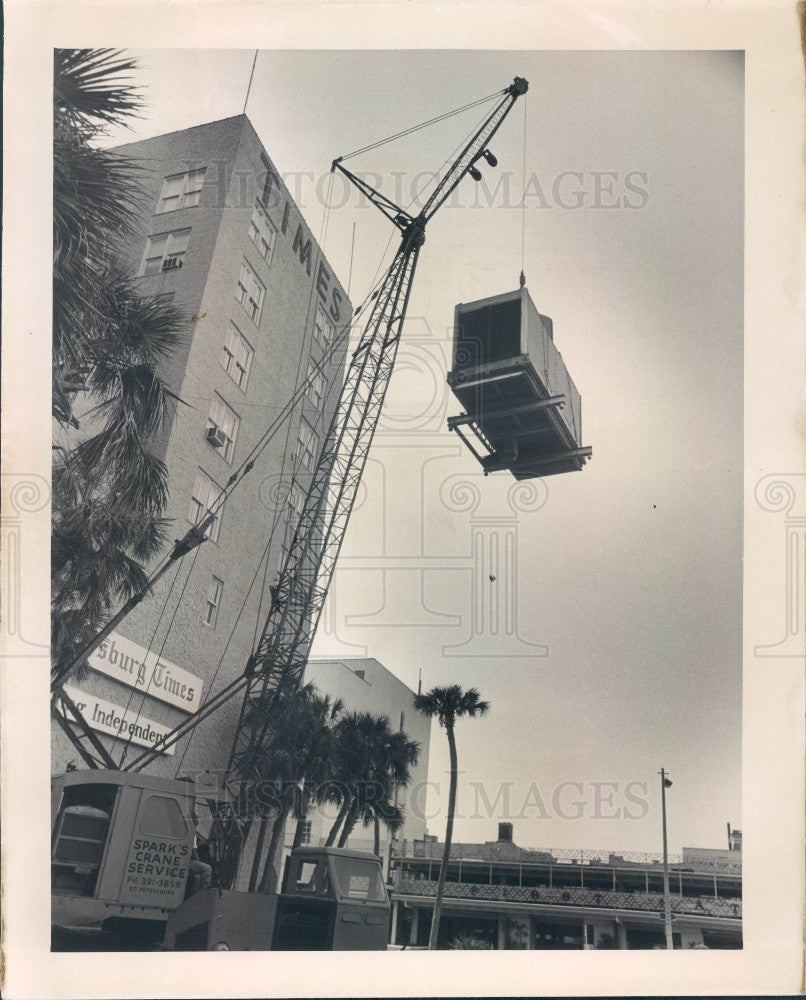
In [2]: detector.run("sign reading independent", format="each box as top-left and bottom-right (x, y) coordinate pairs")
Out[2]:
(61, 684), (175, 755)
(87, 631), (203, 713)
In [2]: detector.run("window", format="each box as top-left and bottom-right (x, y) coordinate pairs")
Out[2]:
(313, 304), (334, 352)
(248, 201), (277, 262)
(291, 857), (330, 895)
(138, 795), (190, 839)
(206, 395), (240, 463)
(296, 420), (318, 471)
(188, 469), (223, 542)
(204, 576), (223, 628)
(141, 229), (190, 276)
(221, 325), (253, 390)
(284, 482), (304, 534)
(330, 857), (388, 902)
(235, 260), (265, 323)
(51, 805), (111, 897)
(299, 820), (312, 845)
(157, 168), (206, 213)
(305, 360), (326, 410)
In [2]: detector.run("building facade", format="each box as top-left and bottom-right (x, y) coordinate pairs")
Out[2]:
(390, 824), (742, 950)
(282, 658), (432, 865)
(52, 116), (352, 788)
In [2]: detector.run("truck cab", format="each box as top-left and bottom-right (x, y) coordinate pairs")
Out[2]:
(272, 847), (390, 950)
(51, 769), (197, 948)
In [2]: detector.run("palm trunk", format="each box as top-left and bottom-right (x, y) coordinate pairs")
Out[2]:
(290, 781), (308, 849)
(258, 799), (292, 894)
(325, 795), (352, 847)
(291, 809), (308, 849)
(248, 811), (272, 893)
(429, 722), (457, 950)
(373, 815), (381, 858)
(337, 799), (359, 848)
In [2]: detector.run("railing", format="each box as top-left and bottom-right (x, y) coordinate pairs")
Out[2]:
(395, 877), (742, 920)
(411, 844), (686, 867)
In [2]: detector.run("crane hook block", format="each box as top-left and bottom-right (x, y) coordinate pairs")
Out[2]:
(508, 77), (529, 97)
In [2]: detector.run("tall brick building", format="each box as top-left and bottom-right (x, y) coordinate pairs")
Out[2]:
(52, 115), (353, 785)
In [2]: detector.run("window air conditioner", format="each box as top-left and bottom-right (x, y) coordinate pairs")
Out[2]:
(206, 425), (226, 449)
(162, 256), (183, 271)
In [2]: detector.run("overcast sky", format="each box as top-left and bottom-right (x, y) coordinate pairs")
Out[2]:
(100, 49), (743, 856)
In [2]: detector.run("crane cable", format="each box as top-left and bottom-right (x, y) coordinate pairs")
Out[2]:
(519, 91), (528, 287)
(111, 558), (184, 766)
(361, 96), (506, 307)
(55, 93), (498, 703)
(142, 263), (399, 772)
(93, 88), (512, 771)
(117, 539), (206, 767)
(120, 245), (402, 651)
(70, 93), (495, 749)
(174, 170), (341, 772)
(338, 88), (505, 162)
(173, 528), (277, 776)
(243, 50), (258, 116)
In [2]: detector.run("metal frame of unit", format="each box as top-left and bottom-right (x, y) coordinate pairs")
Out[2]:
(447, 285), (592, 479)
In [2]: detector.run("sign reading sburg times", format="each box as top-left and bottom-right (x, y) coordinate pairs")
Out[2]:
(60, 684), (176, 755)
(87, 631), (203, 713)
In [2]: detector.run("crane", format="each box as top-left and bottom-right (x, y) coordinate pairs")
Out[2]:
(129, 74), (527, 768)
(51, 77), (528, 900)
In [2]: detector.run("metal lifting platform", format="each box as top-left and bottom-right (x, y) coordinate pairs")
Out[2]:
(447, 285), (592, 480)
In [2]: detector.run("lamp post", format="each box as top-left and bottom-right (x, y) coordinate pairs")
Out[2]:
(660, 767), (674, 949)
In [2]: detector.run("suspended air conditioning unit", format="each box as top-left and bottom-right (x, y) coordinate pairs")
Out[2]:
(206, 425), (226, 449)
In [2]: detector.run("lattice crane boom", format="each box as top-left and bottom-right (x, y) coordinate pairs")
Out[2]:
(95, 77), (528, 784)
(227, 229), (424, 777)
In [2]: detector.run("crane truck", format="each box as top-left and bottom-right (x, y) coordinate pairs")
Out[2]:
(50, 76), (529, 951)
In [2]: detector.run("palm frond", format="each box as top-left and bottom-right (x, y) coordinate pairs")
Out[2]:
(414, 684), (490, 727)
(54, 49), (144, 134)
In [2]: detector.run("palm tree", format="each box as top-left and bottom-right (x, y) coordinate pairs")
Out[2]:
(54, 48), (146, 426)
(258, 689), (343, 894)
(324, 713), (419, 856)
(413, 685), (490, 950)
(323, 712), (385, 847)
(243, 677), (342, 894)
(52, 49), (184, 683)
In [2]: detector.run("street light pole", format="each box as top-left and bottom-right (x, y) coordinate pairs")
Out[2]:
(660, 767), (673, 949)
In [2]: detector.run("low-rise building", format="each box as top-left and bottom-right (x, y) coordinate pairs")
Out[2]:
(390, 824), (742, 949)
(282, 658), (431, 866)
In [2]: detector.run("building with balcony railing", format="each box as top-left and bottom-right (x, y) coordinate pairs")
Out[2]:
(389, 824), (741, 949)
